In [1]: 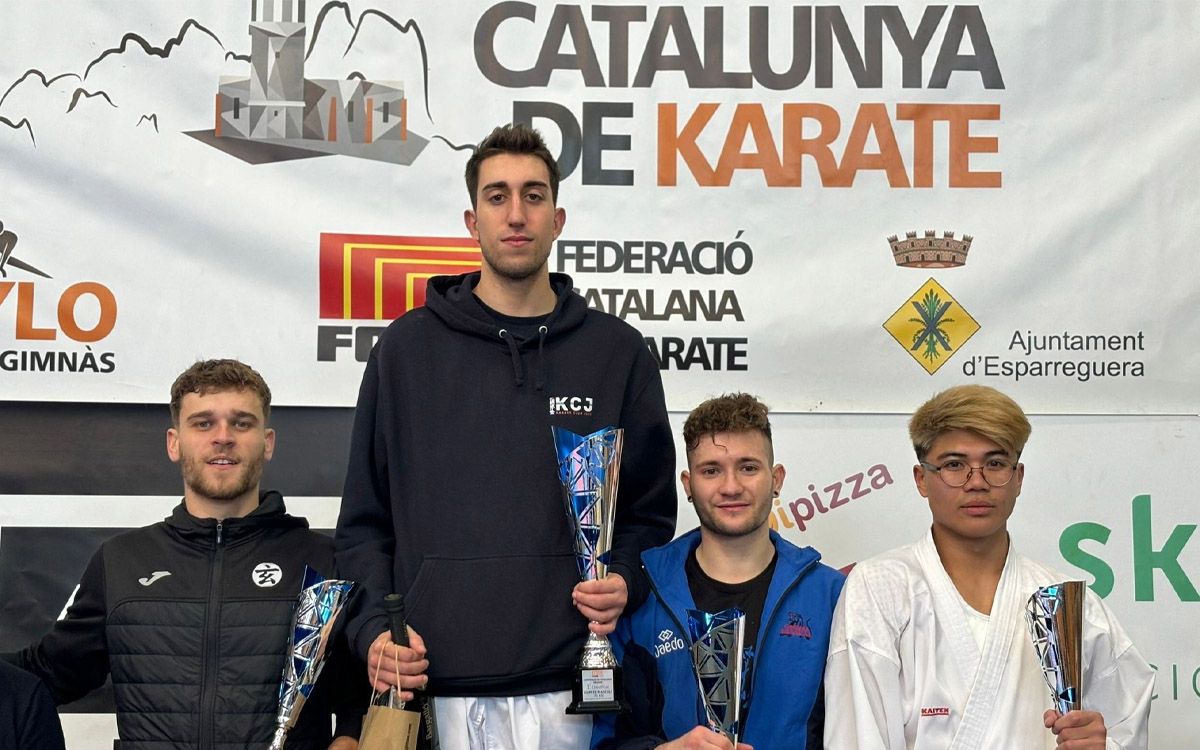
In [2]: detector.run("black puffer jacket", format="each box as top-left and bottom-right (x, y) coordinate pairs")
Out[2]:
(13, 492), (363, 749)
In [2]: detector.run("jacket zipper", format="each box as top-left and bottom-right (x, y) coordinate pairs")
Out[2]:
(199, 520), (225, 749)
(646, 555), (820, 740)
(743, 556), (819, 738)
(646, 568), (691, 653)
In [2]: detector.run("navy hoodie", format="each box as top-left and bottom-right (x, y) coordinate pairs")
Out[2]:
(335, 271), (677, 697)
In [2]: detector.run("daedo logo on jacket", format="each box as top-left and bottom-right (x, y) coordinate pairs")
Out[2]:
(654, 628), (687, 658)
(549, 395), (594, 416)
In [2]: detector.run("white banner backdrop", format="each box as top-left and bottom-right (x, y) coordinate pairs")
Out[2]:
(1, 1), (1198, 748)
(0, 1), (1196, 412)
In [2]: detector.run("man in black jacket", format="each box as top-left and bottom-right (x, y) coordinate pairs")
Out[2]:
(8, 359), (361, 749)
(335, 123), (677, 747)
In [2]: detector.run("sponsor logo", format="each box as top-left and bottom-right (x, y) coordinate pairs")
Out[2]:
(137, 570), (172, 587)
(962, 331), (1146, 383)
(882, 230), (978, 375)
(921, 706), (951, 717)
(316, 232), (481, 362)
(889, 230), (972, 269)
(0, 219), (50, 280)
(654, 628), (687, 658)
(0, 219), (119, 374)
(200, 3), (435, 165)
(549, 395), (593, 416)
(770, 463), (895, 534)
(883, 230), (1149, 382)
(780, 611), (813, 639)
(252, 562), (282, 587)
(555, 231), (753, 371)
(1061, 494), (1197, 603)
(883, 278), (979, 375)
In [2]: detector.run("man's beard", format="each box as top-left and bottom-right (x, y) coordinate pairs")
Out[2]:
(179, 450), (266, 502)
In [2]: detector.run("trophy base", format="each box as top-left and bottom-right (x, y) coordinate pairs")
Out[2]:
(566, 666), (626, 715)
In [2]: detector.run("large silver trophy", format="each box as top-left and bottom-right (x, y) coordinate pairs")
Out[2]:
(687, 607), (746, 743)
(1025, 581), (1084, 715)
(553, 425), (625, 714)
(268, 566), (355, 749)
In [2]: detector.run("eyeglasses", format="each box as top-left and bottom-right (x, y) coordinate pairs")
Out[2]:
(920, 459), (1017, 488)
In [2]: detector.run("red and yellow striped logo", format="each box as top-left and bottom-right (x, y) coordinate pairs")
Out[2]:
(319, 233), (482, 320)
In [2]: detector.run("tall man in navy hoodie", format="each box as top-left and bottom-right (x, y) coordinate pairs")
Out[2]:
(592, 393), (844, 750)
(334, 123), (677, 748)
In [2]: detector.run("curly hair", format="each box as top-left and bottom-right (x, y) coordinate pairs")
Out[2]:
(683, 393), (772, 455)
(909, 384), (1031, 461)
(464, 123), (560, 208)
(169, 359), (271, 425)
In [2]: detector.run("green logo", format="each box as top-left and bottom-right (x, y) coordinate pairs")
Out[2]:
(1060, 494), (1198, 602)
(883, 278), (979, 374)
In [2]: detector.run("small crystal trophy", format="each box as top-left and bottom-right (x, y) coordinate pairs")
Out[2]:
(268, 566), (355, 749)
(1025, 581), (1084, 714)
(553, 425), (625, 714)
(687, 607), (746, 744)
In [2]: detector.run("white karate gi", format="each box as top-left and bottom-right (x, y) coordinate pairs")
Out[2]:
(825, 529), (1153, 749)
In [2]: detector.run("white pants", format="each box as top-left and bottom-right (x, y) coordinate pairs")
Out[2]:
(433, 691), (591, 750)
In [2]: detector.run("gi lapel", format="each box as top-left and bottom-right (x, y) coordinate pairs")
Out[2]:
(914, 531), (981, 696)
(947, 543), (1023, 749)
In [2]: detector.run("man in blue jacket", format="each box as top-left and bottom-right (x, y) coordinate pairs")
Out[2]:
(593, 393), (844, 749)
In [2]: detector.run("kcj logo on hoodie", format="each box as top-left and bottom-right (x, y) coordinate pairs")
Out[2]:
(549, 396), (594, 416)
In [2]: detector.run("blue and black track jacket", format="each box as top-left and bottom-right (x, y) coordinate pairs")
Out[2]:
(593, 528), (845, 749)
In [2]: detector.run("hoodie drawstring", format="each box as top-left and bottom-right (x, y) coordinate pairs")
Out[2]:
(498, 329), (525, 386)
(534, 325), (548, 391)
(498, 326), (550, 389)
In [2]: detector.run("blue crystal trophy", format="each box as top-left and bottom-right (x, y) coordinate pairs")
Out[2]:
(553, 425), (625, 714)
(688, 607), (746, 743)
(1025, 581), (1084, 714)
(268, 566), (355, 749)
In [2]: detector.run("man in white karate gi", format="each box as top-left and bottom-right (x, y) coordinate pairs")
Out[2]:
(825, 385), (1153, 750)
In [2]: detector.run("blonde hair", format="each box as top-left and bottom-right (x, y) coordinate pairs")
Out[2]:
(908, 385), (1030, 460)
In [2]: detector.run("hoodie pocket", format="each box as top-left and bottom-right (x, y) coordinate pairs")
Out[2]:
(404, 553), (583, 684)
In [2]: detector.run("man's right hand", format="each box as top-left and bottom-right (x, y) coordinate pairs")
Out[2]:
(656, 726), (753, 750)
(367, 628), (429, 699)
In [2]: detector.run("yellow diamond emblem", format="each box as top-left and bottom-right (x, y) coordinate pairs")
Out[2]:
(883, 278), (980, 374)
